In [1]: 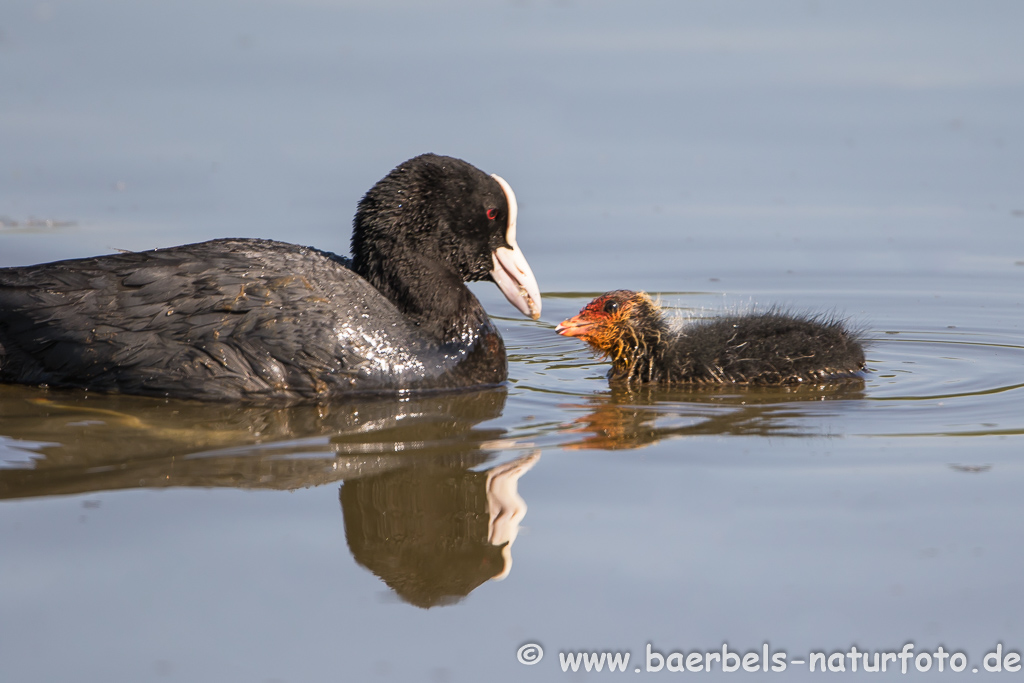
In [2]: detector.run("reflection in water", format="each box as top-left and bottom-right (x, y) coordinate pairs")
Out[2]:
(562, 381), (866, 449)
(0, 384), (538, 606)
(0, 384), (509, 497)
(341, 452), (538, 608)
(0, 216), (77, 233)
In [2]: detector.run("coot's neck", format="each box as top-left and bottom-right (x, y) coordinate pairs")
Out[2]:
(353, 249), (489, 345)
(608, 315), (672, 383)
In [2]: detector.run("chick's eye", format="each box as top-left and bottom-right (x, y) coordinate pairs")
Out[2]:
(603, 300), (619, 314)
(486, 208), (498, 220)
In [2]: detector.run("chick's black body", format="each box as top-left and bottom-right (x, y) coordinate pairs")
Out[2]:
(0, 155), (538, 401)
(558, 290), (866, 385)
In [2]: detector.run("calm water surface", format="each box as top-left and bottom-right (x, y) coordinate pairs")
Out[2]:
(2, 1), (1023, 681)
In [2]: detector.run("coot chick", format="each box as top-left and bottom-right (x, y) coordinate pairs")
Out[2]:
(0, 154), (542, 401)
(556, 290), (865, 385)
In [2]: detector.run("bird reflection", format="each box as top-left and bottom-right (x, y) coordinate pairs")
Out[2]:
(562, 380), (866, 449)
(0, 384), (538, 607)
(341, 452), (538, 608)
(0, 384), (510, 496)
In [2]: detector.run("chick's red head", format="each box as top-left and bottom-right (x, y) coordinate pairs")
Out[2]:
(555, 290), (652, 356)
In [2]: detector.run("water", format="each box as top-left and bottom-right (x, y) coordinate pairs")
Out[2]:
(2, 1), (1023, 680)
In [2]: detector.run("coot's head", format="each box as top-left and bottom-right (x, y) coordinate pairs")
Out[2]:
(352, 154), (541, 319)
(556, 290), (665, 361)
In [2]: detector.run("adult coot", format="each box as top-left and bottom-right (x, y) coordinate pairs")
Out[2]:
(556, 290), (865, 385)
(0, 154), (541, 401)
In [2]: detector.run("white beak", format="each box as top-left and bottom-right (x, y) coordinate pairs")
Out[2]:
(489, 173), (542, 320)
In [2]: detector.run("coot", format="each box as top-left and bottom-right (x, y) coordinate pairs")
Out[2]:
(0, 154), (542, 401)
(556, 290), (865, 385)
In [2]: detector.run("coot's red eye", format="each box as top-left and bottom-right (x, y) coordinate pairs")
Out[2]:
(486, 208), (498, 220)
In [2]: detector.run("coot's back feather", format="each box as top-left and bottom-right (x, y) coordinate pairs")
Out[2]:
(661, 309), (865, 385)
(0, 239), (475, 400)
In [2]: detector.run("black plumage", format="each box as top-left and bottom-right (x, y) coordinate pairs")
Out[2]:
(0, 155), (542, 401)
(557, 290), (866, 385)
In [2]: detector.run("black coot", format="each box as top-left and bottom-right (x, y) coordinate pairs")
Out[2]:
(557, 290), (865, 385)
(0, 154), (542, 401)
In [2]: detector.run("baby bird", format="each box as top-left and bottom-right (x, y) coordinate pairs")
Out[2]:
(556, 290), (866, 385)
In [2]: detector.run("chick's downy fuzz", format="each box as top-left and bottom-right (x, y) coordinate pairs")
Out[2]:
(557, 290), (866, 386)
